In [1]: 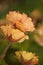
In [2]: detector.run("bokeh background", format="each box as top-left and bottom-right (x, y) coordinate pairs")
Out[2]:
(0, 0), (43, 65)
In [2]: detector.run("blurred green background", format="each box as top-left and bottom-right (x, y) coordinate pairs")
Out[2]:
(0, 0), (43, 19)
(0, 0), (43, 65)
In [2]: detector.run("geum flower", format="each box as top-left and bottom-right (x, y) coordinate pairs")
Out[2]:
(6, 11), (35, 32)
(0, 24), (29, 43)
(34, 25), (43, 46)
(15, 51), (38, 65)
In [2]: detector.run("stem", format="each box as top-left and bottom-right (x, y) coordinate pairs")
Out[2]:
(0, 43), (11, 60)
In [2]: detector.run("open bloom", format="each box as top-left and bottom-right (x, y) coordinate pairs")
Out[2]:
(6, 11), (35, 32)
(15, 51), (38, 65)
(0, 24), (29, 43)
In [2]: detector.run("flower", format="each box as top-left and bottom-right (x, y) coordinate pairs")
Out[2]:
(34, 25), (43, 46)
(15, 51), (38, 65)
(0, 24), (29, 43)
(6, 11), (35, 32)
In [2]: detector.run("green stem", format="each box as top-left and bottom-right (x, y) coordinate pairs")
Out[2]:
(0, 43), (11, 59)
